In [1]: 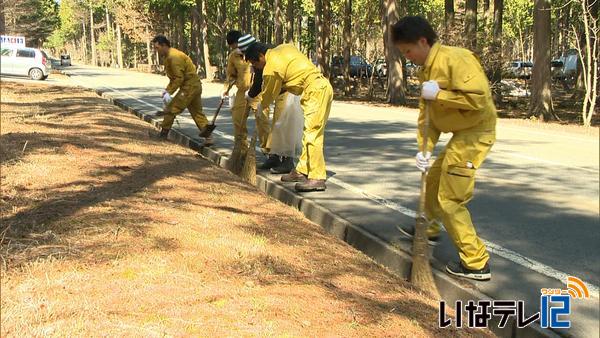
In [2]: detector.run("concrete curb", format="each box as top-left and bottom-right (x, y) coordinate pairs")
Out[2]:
(82, 81), (562, 338)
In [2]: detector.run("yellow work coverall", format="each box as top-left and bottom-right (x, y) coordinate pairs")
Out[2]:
(162, 48), (207, 131)
(259, 44), (333, 180)
(225, 50), (270, 148)
(418, 42), (497, 270)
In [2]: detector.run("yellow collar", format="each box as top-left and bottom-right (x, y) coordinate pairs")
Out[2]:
(423, 42), (441, 73)
(265, 48), (273, 62)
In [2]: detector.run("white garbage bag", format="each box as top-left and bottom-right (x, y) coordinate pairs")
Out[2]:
(227, 90), (236, 108)
(269, 94), (304, 158)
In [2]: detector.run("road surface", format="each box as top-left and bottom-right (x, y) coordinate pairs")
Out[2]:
(25, 66), (600, 336)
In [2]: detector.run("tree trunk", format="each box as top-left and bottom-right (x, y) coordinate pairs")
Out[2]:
(273, 0), (283, 45)
(576, 0), (598, 126)
(134, 43), (138, 69)
(315, 0), (330, 78)
(219, 0), (228, 79)
(465, 0), (478, 51)
(90, 6), (96, 66)
(191, 12), (198, 67)
(238, 0), (247, 32)
(116, 23), (123, 68)
(82, 20), (88, 63)
(315, 0), (323, 71)
(246, 0), (252, 33)
(286, 0), (295, 42)
(297, 16), (302, 49)
(490, 0), (503, 84)
(444, 0), (455, 37)
(105, 7), (111, 37)
(106, 7), (114, 67)
(529, 0), (556, 121)
(259, 0), (266, 42)
(322, 0), (331, 78)
(382, 0), (406, 104)
(146, 25), (152, 66)
(200, 0), (214, 80)
(343, 0), (352, 96)
(194, 0), (205, 75)
(0, 0), (5, 34)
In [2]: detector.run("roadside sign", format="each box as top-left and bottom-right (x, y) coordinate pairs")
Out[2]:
(0, 35), (26, 47)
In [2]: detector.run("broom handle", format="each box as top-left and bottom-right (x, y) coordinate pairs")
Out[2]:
(211, 82), (235, 125)
(417, 101), (430, 220)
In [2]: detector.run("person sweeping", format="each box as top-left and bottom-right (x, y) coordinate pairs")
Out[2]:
(237, 34), (293, 173)
(150, 35), (213, 146)
(392, 16), (496, 281)
(244, 42), (333, 192)
(223, 32), (270, 153)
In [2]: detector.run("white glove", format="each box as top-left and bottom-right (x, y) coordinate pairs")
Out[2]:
(221, 91), (229, 99)
(421, 80), (440, 101)
(245, 90), (251, 101)
(415, 152), (432, 172)
(162, 91), (172, 104)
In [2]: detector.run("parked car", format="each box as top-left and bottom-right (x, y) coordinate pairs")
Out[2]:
(1, 46), (51, 80)
(504, 61), (533, 79)
(551, 60), (564, 79)
(331, 55), (373, 78)
(60, 54), (71, 66)
(405, 61), (418, 77)
(374, 58), (387, 77)
(373, 59), (418, 78)
(553, 49), (579, 80)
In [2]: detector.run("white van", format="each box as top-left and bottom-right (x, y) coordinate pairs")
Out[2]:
(0, 46), (51, 80)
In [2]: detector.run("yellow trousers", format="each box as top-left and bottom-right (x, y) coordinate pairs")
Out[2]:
(296, 78), (333, 180)
(162, 86), (208, 130)
(231, 89), (270, 149)
(425, 131), (495, 270)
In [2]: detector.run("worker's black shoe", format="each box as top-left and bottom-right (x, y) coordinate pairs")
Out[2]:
(199, 125), (215, 138)
(259, 154), (281, 170)
(149, 129), (169, 140)
(281, 169), (307, 183)
(202, 136), (214, 147)
(446, 261), (491, 281)
(295, 179), (326, 192)
(270, 157), (294, 174)
(396, 224), (440, 245)
(155, 110), (166, 116)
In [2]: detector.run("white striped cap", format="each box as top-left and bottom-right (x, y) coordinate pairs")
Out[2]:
(238, 34), (256, 52)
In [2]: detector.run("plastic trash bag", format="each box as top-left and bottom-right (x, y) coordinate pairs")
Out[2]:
(227, 91), (236, 109)
(269, 94), (304, 158)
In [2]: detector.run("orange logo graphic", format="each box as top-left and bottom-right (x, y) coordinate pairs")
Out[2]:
(565, 276), (590, 299)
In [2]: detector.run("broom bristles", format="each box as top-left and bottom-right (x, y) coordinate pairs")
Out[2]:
(228, 138), (245, 175)
(240, 133), (257, 185)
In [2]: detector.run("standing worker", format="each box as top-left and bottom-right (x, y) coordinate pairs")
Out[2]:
(151, 35), (212, 145)
(392, 16), (496, 281)
(238, 34), (294, 173)
(224, 32), (271, 158)
(244, 42), (333, 192)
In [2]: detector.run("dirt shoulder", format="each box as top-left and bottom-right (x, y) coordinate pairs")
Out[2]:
(0, 81), (492, 336)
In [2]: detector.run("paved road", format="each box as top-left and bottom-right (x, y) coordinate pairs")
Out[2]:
(40, 66), (599, 336)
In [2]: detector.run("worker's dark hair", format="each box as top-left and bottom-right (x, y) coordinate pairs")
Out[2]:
(244, 42), (271, 62)
(391, 16), (438, 46)
(226, 30), (242, 45)
(151, 35), (171, 47)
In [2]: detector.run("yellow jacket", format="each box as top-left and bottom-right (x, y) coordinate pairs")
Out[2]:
(418, 43), (497, 152)
(164, 48), (201, 95)
(225, 50), (252, 91)
(260, 44), (322, 108)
